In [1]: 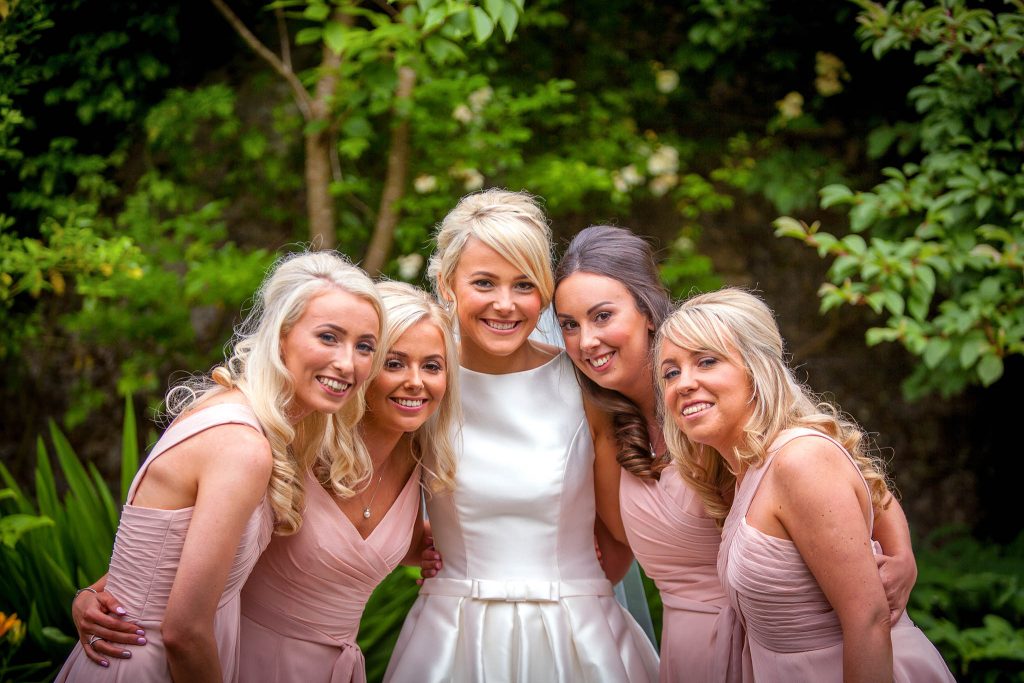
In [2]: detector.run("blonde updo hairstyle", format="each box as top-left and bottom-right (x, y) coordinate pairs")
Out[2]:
(166, 251), (385, 535)
(655, 288), (891, 526)
(374, 281), (461, 493)
(428, 188), (554, 312)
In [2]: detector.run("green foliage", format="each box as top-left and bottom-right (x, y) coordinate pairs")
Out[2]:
(0, 397), (140, 677)
(776, 0), (1024, 398)
(358, 566), (422, 682)
(909, 526), (1024, 681)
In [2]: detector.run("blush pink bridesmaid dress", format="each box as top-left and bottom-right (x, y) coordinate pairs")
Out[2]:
(238, 465), (421, 683)
(719, 428), (955, 682)
(619, 466), (743, 682)
(56, 403), (274, 682)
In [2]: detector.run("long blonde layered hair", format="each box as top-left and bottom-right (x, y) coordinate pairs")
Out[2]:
(166, 251), (385, 535)
(655, 288), (891, 526)
(374, 281), (461, 493)
(428, 188), (554, 310)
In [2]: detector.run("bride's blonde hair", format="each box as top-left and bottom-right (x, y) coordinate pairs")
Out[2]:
(166, 251), (385, 535)
(656, 288), (891, 526)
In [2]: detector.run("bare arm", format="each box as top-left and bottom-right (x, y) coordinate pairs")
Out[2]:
(595, 515), (634, 584)
(583, 398), (628, 543)
(771, 441), (893, 682)
(873, 495), (918, 623)
(161, 426), (272, 683)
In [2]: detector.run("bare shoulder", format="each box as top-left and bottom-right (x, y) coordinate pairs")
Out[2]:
(770, 434), (856, 497)
(531, 340), (562, 358)
(582, 396), (613, 432)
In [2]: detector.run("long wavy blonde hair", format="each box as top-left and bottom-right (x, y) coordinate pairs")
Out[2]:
(428, 188), (554, 310)
(166, 251), (385, 535)
(374, 281), (461, 493)
(655, 288), (891, 526)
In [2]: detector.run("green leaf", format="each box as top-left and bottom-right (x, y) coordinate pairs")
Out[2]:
(471, 6), (495, 43)
(498, 1), (519, 42)
(841, 234), (867, 255)
(121, 395), (139, 504)
(959, 335), (988, 368)
(484, 0), (505, 21)
(295, 27), (323, 45)
(304, 2), (330, 21)
(866, 326), (901, 346)
(417, 0), (440, 11)
(772, 216), (807, 240)
(323, 21), (347, 55)
(0, 514), (54, 548)
(977, 354), (1004, 386)
(424, 36), (465, 63)
(819, 184), (854, 209)
(923, 337), (951, 368)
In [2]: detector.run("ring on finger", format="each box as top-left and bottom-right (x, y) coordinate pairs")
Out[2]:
(88, 634), (105, 646)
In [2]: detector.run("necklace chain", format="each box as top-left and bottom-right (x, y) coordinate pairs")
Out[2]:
(360, 459), (390, 520)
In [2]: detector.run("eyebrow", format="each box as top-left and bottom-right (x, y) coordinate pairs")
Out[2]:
(389, 350), (445, 362)
(469, 270), (532, 280)
(586, 300), (613, 315)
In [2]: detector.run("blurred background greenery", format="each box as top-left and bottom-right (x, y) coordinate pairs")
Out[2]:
(1, 0), (1022, 680)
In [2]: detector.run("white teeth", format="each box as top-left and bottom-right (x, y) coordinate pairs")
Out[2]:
(485, 320), (517, 330)
(394, 398), (425, 408)
(683, 402), (713, 416)
(318, 377), (349, 393)
(589, 353), (612, 368)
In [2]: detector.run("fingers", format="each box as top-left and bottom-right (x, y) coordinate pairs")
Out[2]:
(87, 620), (148, 646)
(83, 607), (143, 638)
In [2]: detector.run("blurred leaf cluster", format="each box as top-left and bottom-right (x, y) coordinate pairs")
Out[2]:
(775, 0), (1024, 398)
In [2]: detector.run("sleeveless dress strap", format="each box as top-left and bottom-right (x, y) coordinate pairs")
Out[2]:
(755, 427), (875, 530)
(127, 403), (264, 504)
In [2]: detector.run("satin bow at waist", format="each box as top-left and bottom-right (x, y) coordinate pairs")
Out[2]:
(243, 597), (366, 683)
(419, 577), (613, 602)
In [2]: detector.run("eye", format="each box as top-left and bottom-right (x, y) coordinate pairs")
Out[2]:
(357, 341), (376, 354)
(697, 356), (718, 369)
(558, 319), (579, 332)
(514, 281), (536, 292)
(594, 311), (612, 323)
(424, 360), (444, 373)
(471, 279), (493, 288)
(661, 366), (680, 381)
(319, 332), (338, 344)
(384, 358), (405, 371)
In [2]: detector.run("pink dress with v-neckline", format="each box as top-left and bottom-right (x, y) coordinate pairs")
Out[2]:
(619, 465), (742, 682)
(719, 428), (954, 682)
(56, 403), (274, 682)
(238, 464), (421, 683)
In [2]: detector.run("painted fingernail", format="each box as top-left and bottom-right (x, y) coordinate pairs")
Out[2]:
(136, 630), (145, 636)
(121, 651), (132, 659)
(100, 661), (109, 667)
(115, 607), (127, 615)
(137, 637), (147, 645)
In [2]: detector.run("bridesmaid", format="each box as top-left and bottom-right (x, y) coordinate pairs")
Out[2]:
(236, 280), (459, 682)
(553, 226), (921, 682)
(656, 288), (953, 681)
(60, 251), (384, 682)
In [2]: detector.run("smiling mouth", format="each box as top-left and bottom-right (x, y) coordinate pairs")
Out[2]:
(390, 398), (426, 409)
(682, 402), (713, 416)
(317, 376), (351, 395)
(587, 352), (613, 369)
(483, 319), (520, 331)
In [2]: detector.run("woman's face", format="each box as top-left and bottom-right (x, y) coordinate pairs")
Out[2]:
(281, 288), (380, 421)
(659, 338), (754, 455)
(364, 320), (449, 435)
(555, 271), (653, 399)
(448, 237), (543, 369)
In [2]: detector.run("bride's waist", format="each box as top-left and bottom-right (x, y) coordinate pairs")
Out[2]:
(419, 576), (614, 601)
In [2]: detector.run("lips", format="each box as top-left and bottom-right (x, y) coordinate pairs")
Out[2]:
(390, 397), (427, 410)
(586, 352), (614, 371)
(482, 319), (520, 332)
(317, 376), (351, 396)
(682, 401), (713, 417)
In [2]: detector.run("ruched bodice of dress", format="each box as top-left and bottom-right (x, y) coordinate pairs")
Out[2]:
(239, 465), (421, 683)
(57, 403), (274, 683)
(620, 467), (741, 682)
(719, 428), (954, 682)
(385, 353), (659, 683)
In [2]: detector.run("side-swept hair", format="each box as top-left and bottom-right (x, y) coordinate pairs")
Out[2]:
(428, 188), (554, 309)
(375, 281), (461, 493)
(655, 288), (890, 526)
(554, 225), (672, 480)
(166, 250), (385, 535)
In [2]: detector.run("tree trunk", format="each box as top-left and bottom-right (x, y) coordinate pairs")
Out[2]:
(363, 66), (417, 275)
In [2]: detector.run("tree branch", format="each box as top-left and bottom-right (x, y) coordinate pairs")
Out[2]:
(209, 0), (313, 120)
(275, 6), (292, 73)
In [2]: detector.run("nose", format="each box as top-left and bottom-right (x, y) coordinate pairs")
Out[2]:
(332, 344), (355, 379)
(580, 324), (600, 351)
(675, 366), (697, 394)
(493, 287), (515, 315)
(404, 366), (424, 391)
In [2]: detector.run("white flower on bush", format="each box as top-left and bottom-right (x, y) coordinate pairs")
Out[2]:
(414, 174), (438, 194)
(649, 173), (678, 197)
(462, 168), (485, 191)
(647, 145), (679, 176)
(776, 91), (804, 120)
(612, 164), (643, 193)
(397, 253), (425, 280)
(655, 69), (679, 94)
(452, 104), (474, 124)
(468, 86), (493, 112)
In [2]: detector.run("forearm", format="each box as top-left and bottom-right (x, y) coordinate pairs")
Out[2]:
(873, 496), (913, 561)
(595, 518), (633, 584)
(164, 627), (222, 683)
(842, 618), (893, 682)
